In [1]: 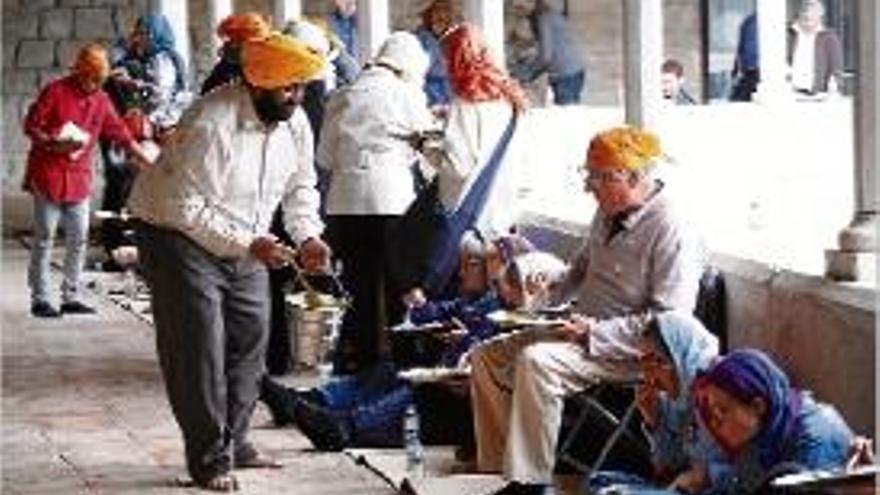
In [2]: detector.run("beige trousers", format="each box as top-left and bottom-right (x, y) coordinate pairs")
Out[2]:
(470, 334), (627, 484)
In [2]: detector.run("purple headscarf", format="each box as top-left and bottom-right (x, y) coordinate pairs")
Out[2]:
(696, 349), (802, 468)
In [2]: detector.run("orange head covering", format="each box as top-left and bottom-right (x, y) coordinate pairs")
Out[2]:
(242, 32), (326, 89)
(71, 43), (110, 82)
(587, 126), (663, 171)
(442, 23), (527, 113)
(217, 12), (270, 44)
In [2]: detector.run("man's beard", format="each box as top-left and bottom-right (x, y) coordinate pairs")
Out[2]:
(253, 92), (296, 124)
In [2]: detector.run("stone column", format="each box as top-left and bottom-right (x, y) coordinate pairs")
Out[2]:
(273, 0), (302, 28)
(622, 0), (663, 128)
(356, 0), (389, 62)
(754, 0), (790, 103)
(825, 0), (879, 281)
(150, 0), (191, 77)
(209, 0), (232, 60)
(461, 0), (505, 66)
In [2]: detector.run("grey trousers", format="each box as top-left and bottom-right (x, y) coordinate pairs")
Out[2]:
(136, 221), (268, 483)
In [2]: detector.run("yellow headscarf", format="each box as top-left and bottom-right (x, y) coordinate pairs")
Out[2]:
(71, 43), (110, 82)
(217, 12), (270, 44)
(587, 126), (663, 171)
(242, 32), (326, 89)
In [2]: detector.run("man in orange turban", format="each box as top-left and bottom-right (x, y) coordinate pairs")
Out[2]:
(128, 28), (330, 493)
(469, 125), (705, 495)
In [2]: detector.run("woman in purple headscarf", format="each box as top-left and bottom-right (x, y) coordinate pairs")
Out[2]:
(693, 349), (866, 494)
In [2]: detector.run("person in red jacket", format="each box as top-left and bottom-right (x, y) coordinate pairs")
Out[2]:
(22, 43), (153, 318)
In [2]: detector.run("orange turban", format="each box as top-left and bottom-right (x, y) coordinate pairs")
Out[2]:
(217, 13), (270, 44)
(587, 126), (663, 171)
(242, 32), (326, 89)
(71, 43), (110, 82)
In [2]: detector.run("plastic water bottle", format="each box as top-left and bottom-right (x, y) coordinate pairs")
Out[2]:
(403, 404), (425, 478)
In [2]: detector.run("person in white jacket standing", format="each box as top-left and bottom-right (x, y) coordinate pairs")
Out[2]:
(317, 31), (435, 374)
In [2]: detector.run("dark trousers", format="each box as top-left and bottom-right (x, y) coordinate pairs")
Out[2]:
(550, 70), (585, 105)
(100, 142), (137, 263)
(327, 215), (403, 374)
(136, 221), (268, 483)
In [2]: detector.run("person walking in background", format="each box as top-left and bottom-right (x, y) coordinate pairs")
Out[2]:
(730, 12), (759, 102)
(22, 44), (154, 318)
(327, 0), (360, 83)
(317, 32), (435, 375)
(128, 33), (331, 492)
(201, 12), (271, 94)
(787, 0), (844, 96)
(661, 59), (697, 105)
(510, 0), (586, 105)
(414, 0), (457, 116)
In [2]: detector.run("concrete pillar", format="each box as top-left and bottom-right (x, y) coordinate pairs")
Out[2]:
(461, 0), (505, 66)
(356, 0), (389, 63)
(622, 0), (663, 128)
(273, 0), (302, 28)
(209, 0), (232, 60)
(754, 0), (790, 103)
(825, 0), (879, 282)
(150, 0), (191, 78)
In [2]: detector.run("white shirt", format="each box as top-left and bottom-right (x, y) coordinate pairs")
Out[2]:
(426, 100), (532, 238)
(128, 84), (323, 259)
(317, 66), (435, 215)
(791, 27), (817, 91)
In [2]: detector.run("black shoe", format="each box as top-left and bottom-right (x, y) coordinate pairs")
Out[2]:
(259, 377), (299, 426)
(31, 301), (61, 318)
(60, 301), (97, 314)
(492, 482), (549, 495)
(293, 400), (350, 451)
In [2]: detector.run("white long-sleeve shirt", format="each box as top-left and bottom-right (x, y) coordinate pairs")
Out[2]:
(128, 84), (323, 259)
(317, 66), (435, 215)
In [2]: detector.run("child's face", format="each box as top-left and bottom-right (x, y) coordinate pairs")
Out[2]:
(459, 254), (488, 296)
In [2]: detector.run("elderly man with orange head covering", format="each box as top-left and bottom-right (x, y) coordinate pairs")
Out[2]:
(468, 126), (706, 495)
(128, 32), (330, 492)
(22, 43), (154, 318)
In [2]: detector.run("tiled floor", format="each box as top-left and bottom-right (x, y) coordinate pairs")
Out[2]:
(1, 240), (395, 494)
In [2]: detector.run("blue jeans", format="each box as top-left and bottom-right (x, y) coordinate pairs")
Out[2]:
(320, 365), (414, 447)
(550, 70), (585, 105)
(28, 194), (90, 305)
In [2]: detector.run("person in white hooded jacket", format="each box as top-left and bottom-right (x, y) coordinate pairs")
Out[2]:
(317, 31), (436, 374)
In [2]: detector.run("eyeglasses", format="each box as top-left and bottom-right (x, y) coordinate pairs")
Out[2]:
(579, 168), (630, 186)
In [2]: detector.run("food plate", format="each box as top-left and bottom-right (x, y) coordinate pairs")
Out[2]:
(771, 464), (880, 489)
(487, 310), (567, 329)
(391, 321), (457, 334)
(398, 366), (470, 383)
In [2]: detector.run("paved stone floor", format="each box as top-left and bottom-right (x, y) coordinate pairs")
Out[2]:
(1, 240), (396, 494)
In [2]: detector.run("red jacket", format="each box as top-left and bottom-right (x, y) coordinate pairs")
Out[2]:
(23, 76), (134, 203)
